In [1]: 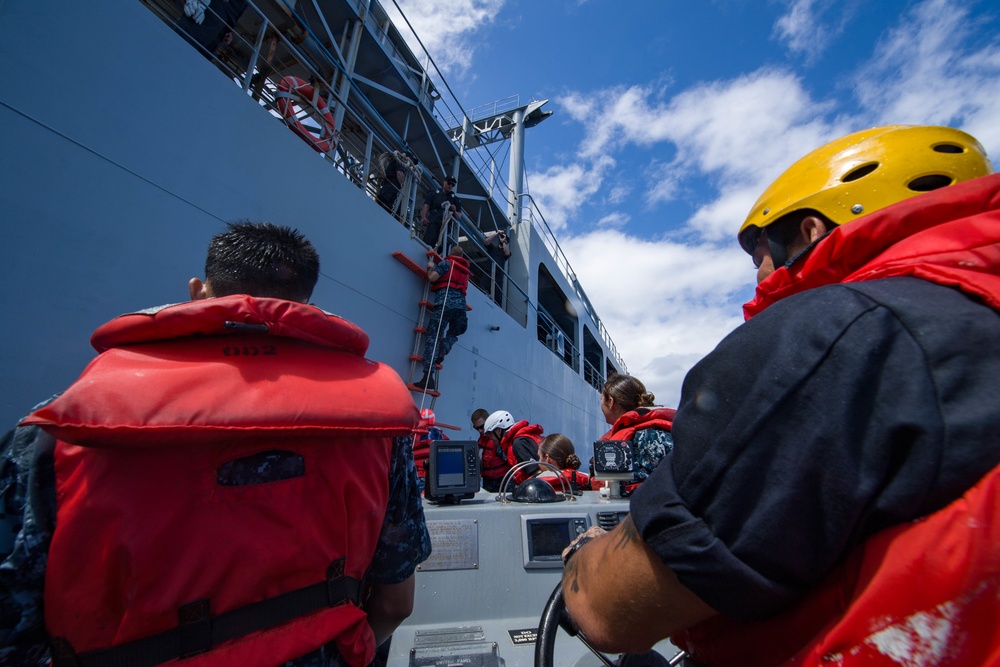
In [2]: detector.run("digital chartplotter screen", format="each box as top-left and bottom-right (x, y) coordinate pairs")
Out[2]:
(529, 521), (571, 558)
(521, 514), (591, 569)
(425, 440), (480, 503)
(435, 445), (466, 488)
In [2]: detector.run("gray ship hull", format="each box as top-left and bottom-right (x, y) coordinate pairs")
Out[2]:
(0, 0), (617, 452)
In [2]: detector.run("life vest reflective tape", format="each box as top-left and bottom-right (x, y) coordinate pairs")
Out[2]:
(275, 76), (338, 154)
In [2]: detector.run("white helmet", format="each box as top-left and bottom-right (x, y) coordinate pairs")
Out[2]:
(484, 410), (515, 433)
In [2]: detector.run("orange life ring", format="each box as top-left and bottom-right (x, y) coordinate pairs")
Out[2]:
(276, 76), (338, 154)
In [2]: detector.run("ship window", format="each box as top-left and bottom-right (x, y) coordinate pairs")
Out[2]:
(537, 264), (579, 372)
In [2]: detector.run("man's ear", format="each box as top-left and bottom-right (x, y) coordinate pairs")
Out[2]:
(800, 216), (831, 244)
(188, 277), (209, 301)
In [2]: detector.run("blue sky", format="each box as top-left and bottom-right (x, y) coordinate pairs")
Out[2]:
(388, 0), (1000, 406)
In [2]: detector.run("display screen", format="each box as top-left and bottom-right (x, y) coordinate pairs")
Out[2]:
(436, 446), (466, 488)
(529, 521), (571, 558)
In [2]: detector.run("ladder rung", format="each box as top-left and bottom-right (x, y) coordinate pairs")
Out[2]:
(391, 251), (427, 279)
(407, 385), (440, 397)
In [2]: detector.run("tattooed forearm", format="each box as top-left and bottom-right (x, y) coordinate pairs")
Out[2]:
(612, 516), (640, 552)
(564, 553), (581, 593)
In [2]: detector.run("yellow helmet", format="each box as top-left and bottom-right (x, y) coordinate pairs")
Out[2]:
(739, 125), (993, 253)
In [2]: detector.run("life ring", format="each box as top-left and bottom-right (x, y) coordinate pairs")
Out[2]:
(275, 76), (338, 154)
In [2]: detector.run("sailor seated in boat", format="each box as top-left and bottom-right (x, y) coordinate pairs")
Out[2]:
(482, 410), (543, 489)
(590, 373), (675, 495)
(535, 433), (590, 494)
(473, 408), (511, 492)
(0, 222), (431, 667)
(558, 126), (1000, 666)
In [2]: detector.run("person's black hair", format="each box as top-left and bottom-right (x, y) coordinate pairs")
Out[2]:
(205, 221), (320, 302)
(602, 373), (654, 413)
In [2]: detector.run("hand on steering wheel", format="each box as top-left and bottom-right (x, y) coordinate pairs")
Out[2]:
(534, 583), (688, 667)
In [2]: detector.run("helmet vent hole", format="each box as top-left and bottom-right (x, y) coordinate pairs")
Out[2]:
(842, 163), (878, 183)
(933, 143), (964, 154)
(908, 174), (953, 192)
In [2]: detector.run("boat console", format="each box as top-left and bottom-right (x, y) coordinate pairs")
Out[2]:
(387, 447), (679, 667)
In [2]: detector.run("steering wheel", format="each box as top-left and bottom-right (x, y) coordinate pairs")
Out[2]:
(534, 583), (685, 667)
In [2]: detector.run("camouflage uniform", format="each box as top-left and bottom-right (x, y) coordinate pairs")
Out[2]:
(631, 427), (674, 484)
(421, 259), (468, 368)
(0, 406), (430, 666)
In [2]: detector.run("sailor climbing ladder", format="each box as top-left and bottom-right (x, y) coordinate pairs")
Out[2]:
(391, 248), (446, 410)
(408, 252), (443, 401)
(392, 228), (471, 408)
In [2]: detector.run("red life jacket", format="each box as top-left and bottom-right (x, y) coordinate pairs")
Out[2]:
(501, 420), (543, 486)
(431, 255), (471, 296)
(479, 433), (510, 482)
(413, 426), (449, 480)
(539, 469), (590, 493)
(672, 462), (1000, 667)
(600, 407), (676, 441)
(592, 407), (675, 492)
(22, 296), (419, 667)
(674, 174), (1000, 666)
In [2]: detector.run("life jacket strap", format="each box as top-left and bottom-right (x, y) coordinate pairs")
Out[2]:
(50, 558), (362, 667)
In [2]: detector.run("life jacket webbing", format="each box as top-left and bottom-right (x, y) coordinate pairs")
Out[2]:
(50, 560), (363, 667)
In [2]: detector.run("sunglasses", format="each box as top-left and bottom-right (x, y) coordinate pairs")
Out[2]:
(740, 226), (767, 269)
(740, 225), (763, 254)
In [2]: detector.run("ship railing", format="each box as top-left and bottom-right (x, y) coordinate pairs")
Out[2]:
(516, 193), (626, 372)
(217, 0), (510, 241)
(536, 308), (581, 373)
(438, 95), (521, 131)
(150, 2), (527, 284)
(142, 0), (433, 230)
(451, 219), (529, 327)
(582, 358), (605, 392)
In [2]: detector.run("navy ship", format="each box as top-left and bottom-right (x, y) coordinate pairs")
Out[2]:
(0, 2), (676, 665)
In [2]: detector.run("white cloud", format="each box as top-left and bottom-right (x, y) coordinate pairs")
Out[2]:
(686, 183), (769, 243)
(561, 230), (753, 406)
(525, 155), (616, 230)
(596, 212), (630, 228)
(608, 184), (632, 204)
(385, 0), (506, 74)
(559, 70), (837, 178)
(644, 159), (683, 208)
(774, 0), (863, 63)
(853, 0), (1000, 162)
(555, 70), (848, 240)
(774, 0), (821, 55)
